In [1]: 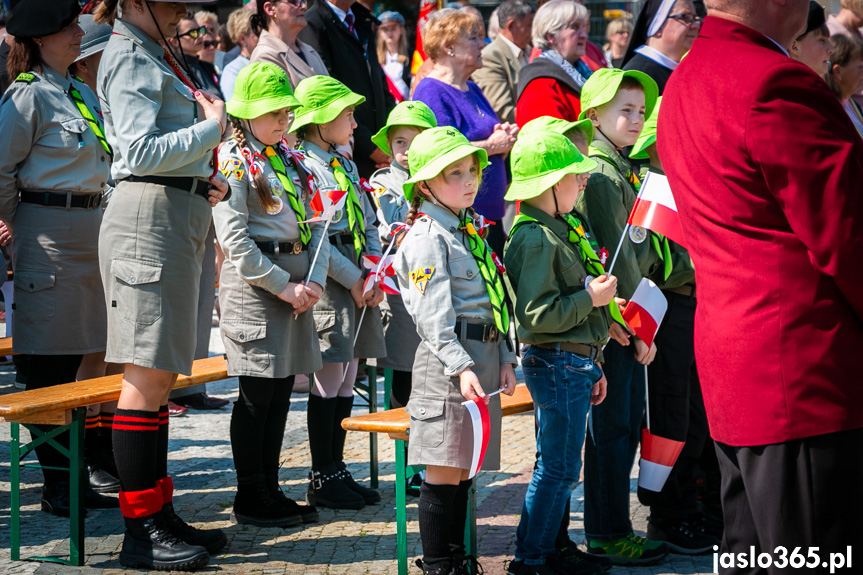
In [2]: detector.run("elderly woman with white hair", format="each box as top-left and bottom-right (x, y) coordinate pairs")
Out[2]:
(515, 0), (593, 125)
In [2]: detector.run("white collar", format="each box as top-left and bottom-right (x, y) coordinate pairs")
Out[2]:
(635, 44), (679, 70)
(764, 34), (790, 56)
(498, 34), (525, 61)
(326, 1), (353, 24)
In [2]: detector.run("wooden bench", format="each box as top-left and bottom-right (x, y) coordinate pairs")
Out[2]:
(0, 356), (229, 566)
(341, 383), (535, 575)
(0, 337), (13, 357)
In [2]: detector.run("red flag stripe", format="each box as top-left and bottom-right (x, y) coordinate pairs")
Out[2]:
(622, 300), (660, 348)
(628, 198), (687, 248)
(640, 429), (685, 466)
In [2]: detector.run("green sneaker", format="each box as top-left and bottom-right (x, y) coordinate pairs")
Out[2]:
(587, 532), (669, 565)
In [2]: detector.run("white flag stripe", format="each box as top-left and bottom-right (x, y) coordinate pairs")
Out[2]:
(639, 171), (678, 212)
(463, 400), (484, 479)
(630, 279), (668, 324)
(638, 458), (674, 492)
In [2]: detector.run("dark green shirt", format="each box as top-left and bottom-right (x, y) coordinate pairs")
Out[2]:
(503, 203), (610, 358)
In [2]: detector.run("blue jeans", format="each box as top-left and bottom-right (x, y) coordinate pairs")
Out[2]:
(583, 339), (646, 540)
(515, 346), (602, 564)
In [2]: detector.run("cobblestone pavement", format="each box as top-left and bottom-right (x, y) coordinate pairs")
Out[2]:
(0, 325), (714, 575)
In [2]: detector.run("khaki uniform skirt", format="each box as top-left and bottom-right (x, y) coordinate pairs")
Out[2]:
(313, 241), (386, 363)
(12, 202), (106, 355)
(405, 338), (502, 470)
(99, 181), (211, 375)
(219, 250), (322, 378)
(377, 293), (421, 372)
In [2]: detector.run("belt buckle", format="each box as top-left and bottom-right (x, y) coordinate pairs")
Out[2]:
(87, 194), (101, 209)
(274, 242), (280, 257)
(292, 241), (303, 255)
(485, 325), (499, 343)
(65, 191), (73, 210)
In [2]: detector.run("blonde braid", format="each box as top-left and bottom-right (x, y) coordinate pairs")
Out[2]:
(230, 117), (277, 212)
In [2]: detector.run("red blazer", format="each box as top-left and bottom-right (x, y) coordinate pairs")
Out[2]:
(659, 17), (863, 446)
(515, 77), (581, 126)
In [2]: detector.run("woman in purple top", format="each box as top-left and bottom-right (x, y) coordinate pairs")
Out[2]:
(412, 9), (518, 254)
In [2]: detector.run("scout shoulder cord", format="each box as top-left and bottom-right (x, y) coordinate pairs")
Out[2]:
(68, 82), (112, 156)
(459, 213), (510, 336)
(510, 211), (628, 330)
(329, 156), (366, 261)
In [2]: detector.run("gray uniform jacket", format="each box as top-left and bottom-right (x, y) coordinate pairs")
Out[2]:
(394, 202), (516, 376)
(0, 68), (110, 223)
(98, 19), (222, 181)
(300, 141), (382, 288)
(370, 161), (410, 245)
(214, 137), (328, 294)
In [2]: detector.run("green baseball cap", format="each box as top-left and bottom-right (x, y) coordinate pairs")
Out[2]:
(290, 75), (366, 133)
(226, 62), (300, 119)
(505, 130), (597, 201)
(578, 68), (658, 122)
(519, 116), (594, 146)
(403, 126), (489, 202)
(630, 96), (662, 160)
(371, 101), (438, 156)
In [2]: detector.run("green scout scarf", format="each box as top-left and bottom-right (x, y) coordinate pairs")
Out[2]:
(461, 214), (509, 335)
(263, 146), (311, 245)
(69, 83), (112, 155)
(329, 157), (366, 260)
(511, 212), (628, 330)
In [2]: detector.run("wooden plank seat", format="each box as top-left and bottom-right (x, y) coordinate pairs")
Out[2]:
(340, 383), (535, 575)
(0, 355), (229, 566)
(0, 337), (13, 357)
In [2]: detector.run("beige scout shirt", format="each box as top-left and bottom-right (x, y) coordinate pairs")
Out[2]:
(0, 67), (110, 223)
(214, 136), (329, 295)
(98, 19), (223, 181)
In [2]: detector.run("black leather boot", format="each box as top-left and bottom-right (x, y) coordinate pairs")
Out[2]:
(163, 502), (227, 555)
(232, 474), (303, 527)
(335, 461), (381, 504)
(415, 558), (456, 575)
(41, 482), (76, 517)
(119, 512), (210, 571)
(84, 484), (119, 508)
(306, 464), (365, 510)
(86, 438), (120, 493)
(264, 472), (319, 524)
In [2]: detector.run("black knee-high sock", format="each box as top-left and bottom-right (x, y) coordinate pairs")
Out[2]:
(156, 405), (169, 480)
(449, 479), (472, 558)
(331, 395), (354, 464)
(26, 354), (82, 485)
(113, 408), (160, 492)
(261, 376), (293, 478)
(98, 411), (118, 476)
(231, 376), (275, 479)
(389, 369), (413, 409)
(307, 393), (336, 470)
(419, 482), (459, 566)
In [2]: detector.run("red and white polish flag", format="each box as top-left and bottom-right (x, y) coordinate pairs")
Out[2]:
(622, 278), (668, 348)
(300, 189), (349, 223)
(627, 171), (687, 248)
(462, 396), (490, 479)
(638, 429), (685, 492)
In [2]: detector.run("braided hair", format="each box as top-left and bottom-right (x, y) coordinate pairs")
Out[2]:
(229, 116), (279, 212)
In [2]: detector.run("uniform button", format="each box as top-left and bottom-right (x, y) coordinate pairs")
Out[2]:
(100, 157), (106, 162)
(239, 332), (246, 341)
(419, 407), (426, 415)
(467, 271), (473, 278)
(29, 283), (34, 289)
(129, 276), (135, 284)
(100, 182), (106, 187)
(449, 226), (456, 233)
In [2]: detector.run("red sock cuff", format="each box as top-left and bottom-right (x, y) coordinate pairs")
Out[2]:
(156, 476), (173, 503)
(119, 487), (163, 518)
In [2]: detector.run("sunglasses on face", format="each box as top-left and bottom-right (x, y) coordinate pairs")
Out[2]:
(178, 26), (207, 40)
(202, 40), (216, 48)
(274, 0), (307, 6)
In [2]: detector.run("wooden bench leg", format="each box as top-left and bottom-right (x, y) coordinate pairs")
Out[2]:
(11, 408), (86, 566)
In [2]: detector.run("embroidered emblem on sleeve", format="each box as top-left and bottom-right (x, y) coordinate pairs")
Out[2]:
(410, 267), (435, 295)
(219, 158), (245, 181)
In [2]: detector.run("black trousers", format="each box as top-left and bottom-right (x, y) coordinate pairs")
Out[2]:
(638, 291), (710, 521)
(715, 427), (863, 574)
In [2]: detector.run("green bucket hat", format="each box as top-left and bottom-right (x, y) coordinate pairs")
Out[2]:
(403, 126), (489, 202)
(578, 68), (658, 122)
(505, 130), (597, 201)
(630, 96), (662, 160)
(226, 62), (300, 119)
(290, 75), (366, 133)
(519, 116), (594, 146)
(371, 101), (438, 156)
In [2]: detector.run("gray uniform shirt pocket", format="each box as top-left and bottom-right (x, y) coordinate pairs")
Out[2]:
(407, 397), (447, 448)
(222, 321), (269, 373)
(14, 270), (56, 322)
(110, 259), (163, 325)
(59, 118), (89, 149)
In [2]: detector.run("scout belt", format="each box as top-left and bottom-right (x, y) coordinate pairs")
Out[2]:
(328, 233), (356, 247)
(255, 240), (306, 255)
(121, 175), (210, 199)
(20, 190), (102, 209)
(457, 318), (502, 343)
(533, 342), (600, 361)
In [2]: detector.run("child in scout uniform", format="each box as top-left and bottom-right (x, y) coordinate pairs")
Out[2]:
(628, 99), (720, 554)
(369, 100), (437, 410)
(520, 116), (596, 157)
(214, 63), (324, 529)
(573, 68), (669, 565)
(393, 127), (518, 575)
(290, 75), (385, 510)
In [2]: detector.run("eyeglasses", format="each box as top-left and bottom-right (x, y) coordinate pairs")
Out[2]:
(177, 25), (207, 40)
(202, 41), (216, 48)
(613, 30), (630, 36)
(667, 13), (702, 26)
(275, 0), (307, 6)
